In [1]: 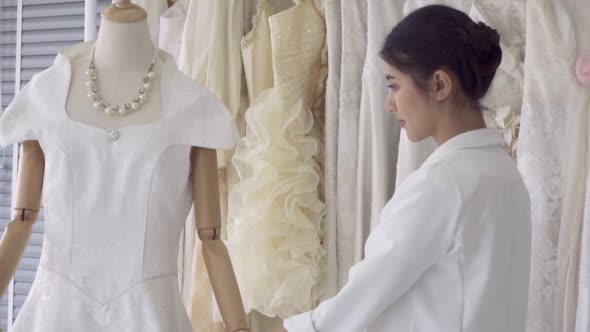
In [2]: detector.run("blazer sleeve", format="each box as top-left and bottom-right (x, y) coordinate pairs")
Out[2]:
(284, 163), (462, 331)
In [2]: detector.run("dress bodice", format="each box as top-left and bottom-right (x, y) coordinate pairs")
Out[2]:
(243, 0), (325, 105)
(0, 41), (238, 331)
(269, 0), (325, 104)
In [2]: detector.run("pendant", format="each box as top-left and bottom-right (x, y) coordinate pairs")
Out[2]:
(107, 129), (120, 142)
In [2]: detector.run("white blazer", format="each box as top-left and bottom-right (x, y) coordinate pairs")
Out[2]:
(284, 128), (531, 332)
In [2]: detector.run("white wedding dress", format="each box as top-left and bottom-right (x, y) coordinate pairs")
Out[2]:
(0, 42), (239, 332)
(520, 1), (590, 331)
(519, 1), (570, 331)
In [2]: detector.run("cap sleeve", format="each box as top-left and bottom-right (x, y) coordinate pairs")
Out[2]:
(0, 74), (44, 148)
(166, 72), (239, 149)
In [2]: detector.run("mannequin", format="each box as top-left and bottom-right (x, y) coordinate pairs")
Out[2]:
(0, 1), (248, 331)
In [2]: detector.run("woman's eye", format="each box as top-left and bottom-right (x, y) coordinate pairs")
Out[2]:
(387, 85), (399, 92)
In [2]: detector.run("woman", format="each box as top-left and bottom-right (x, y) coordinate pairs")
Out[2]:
(280, 5), (531, 332)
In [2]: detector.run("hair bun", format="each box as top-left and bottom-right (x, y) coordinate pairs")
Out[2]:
(468, 22), (502, 75)
(473, 22), (500, 44)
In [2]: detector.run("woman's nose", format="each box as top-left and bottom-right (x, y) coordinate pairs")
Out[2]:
(385, 92), (397, 113)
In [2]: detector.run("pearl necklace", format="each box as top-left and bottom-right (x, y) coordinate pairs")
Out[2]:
(86, 44), (157, 116)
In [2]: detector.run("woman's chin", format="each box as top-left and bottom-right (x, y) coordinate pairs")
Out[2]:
(405, 130), (429, 143)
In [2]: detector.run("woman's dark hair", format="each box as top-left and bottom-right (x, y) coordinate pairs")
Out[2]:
(380, 5), (502, 109)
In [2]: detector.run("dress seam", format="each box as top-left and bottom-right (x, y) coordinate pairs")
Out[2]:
(39, 264), (177, 306)
(141, 144), (189, 278)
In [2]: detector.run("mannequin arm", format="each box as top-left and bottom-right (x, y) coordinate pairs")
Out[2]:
(191, 147), (248, 332)
(0, 141), (44, 295)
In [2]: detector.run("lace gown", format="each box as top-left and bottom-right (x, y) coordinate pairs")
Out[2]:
(0, 42), (239, 332)
(520, 1), (590, 331)
(551, 2), (590, 330)
(518, 2), (568, 331)
(227, 0), (327, 319)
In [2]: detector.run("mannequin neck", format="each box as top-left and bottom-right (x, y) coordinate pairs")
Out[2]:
(94, 18), (155, 72)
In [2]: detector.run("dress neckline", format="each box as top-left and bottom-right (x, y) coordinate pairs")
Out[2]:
(56, 43), (173, 134)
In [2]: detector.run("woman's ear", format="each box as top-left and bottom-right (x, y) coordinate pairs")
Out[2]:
(431, 69), (453, 101)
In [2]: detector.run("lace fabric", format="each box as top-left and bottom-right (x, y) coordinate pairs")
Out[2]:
(518, 1), (573, 330)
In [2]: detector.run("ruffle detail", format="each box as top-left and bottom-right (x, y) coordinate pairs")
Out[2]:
(310, 0), (328, 124)
(228, 88), (326, 318)
(309, 4), (329, 175)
